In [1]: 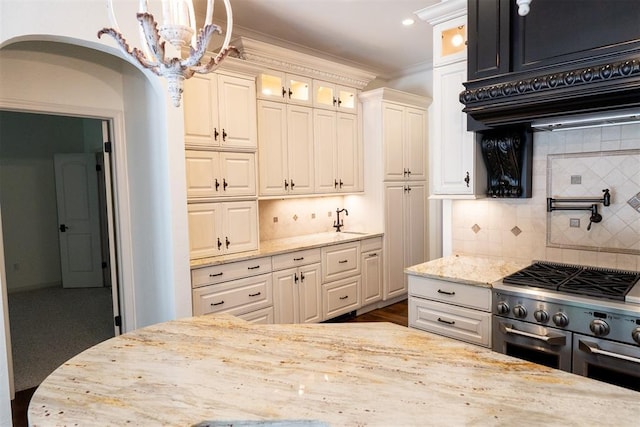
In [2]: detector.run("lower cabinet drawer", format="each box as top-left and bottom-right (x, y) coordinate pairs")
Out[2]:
(192, 257), (272, 288)
(236, 306), (274, 324)
(323, 276), (361, 320)
(408, 296), (491, 348)
(408, 275), (491, 311)
(192, 273), (273, 316)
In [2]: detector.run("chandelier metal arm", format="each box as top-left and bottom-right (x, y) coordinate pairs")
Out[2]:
(98, 25), (161, 75)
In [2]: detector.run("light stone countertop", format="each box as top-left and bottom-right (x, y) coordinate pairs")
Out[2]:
(190, 231), (383, 268)
(29, 314), (639, 426)
(405, 254), (529, 287)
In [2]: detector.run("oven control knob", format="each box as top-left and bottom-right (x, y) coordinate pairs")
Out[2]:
(496, 302), (510, 315)
(632, 328), (640, 345)
(534, 310), (549, 323)
(589, 319), (610, 337)
(513, 305), (527, 319)
(552, 312), (569, 327)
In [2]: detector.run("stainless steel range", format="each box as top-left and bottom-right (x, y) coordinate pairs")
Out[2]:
(492, 261), (640, 392)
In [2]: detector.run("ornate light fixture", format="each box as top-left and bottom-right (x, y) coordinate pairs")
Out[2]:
(516, 0), (532, 16)
(98, 0), (235, 107)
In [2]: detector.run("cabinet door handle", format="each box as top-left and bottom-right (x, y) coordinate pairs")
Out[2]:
(339, 295), (349, 300)
(334, 179), (339, 189)
(333, 97), (338, 106)
(284, 179), (289, 190)
(407, 169), (411, 176)
(281, 87), (287, 98)
(337, 97), (342, 107)
(214, 128), (219, 141)
(294, 273), (299, 283)
(222, 129), (227, 142)
(209, 272), (223, 277)
(290, 179), (295, 189)
(300, 272), (305, 282)
(248, 292), (261, 297)
(339, 179), (343, 188)
(211, 300), (225, 306)
(225, 237), (230, 249)
(247, 265), (260, 270)
(437, 289), (455, 296)
(223, 178), (228, 191)
(217, 238), (222, 251)
(215, 178), (220, 191)
(288, 88), (293, 98)
(368, 253), (378, 257)
(437, 317), (455, 325)
(293, 257), (304, 261)
(403, 168), (408, 177)
(338, 259), (348, 264)
(464, 171), (470, 187)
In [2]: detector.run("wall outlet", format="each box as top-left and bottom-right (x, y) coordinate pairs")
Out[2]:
(311, 213), (316, 219)
(273, 217), (278, 223)
(570, 175), (582, 184)
(328, 211), (332, 217)
(570, 218), (580, 228)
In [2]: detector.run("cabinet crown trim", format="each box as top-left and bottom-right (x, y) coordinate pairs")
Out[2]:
(359, 87), (432, 108)
(415, 0), (466, 25)
(233, 36), (376, 89)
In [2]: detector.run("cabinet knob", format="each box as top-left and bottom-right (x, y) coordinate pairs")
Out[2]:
(214, 128), (219, 141)
(222, 129), (227, 142)
(217, 238), (222, 251)
(334, 179), (339, 189)
(339, 179), (343, 189)
(284, 179), (289, 189)
(223, 178), (228, 191)
(290, 179), (295, 189)
(464, 171), (470, 187)
(281, 87), (287, 98)
(288, 88), (293, 98)
(225, 236), (230, 249)
(215, 178), (220, 191)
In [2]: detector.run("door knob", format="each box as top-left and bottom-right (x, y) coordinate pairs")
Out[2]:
(59, 224), (68, 232)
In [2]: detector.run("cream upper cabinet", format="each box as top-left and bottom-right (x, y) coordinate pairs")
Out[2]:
(382, 104), (427, 182)
(257, 100), (314, 196)
(185, 150), (256, 199)
(313, 110), (361, 193)
(257, 70), (312, 106)
(313, 80), (358, 112)
(429, 13), (486, 198)
(187, 201), (258, 259)
(183, 73), (257, 149)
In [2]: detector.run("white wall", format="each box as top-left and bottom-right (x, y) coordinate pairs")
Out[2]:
(0, 1), (191, 416)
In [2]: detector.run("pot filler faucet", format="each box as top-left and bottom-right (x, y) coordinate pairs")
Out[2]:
(333, 208), (348, 232)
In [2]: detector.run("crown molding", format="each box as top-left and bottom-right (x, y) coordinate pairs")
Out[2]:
(359, 87), (432, 108)
(415, 0), (467, 26)
(232, 36), (377, 89)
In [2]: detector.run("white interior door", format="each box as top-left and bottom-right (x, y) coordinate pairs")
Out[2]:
(54, 153), (103, 288)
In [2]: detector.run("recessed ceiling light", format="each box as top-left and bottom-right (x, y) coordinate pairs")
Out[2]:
(402, 18), (415, 26)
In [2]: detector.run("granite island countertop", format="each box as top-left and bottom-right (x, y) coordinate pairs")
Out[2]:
(191, 231), (383, 268)
(29, 314), (638, 426)
(405, 254), (529, 287)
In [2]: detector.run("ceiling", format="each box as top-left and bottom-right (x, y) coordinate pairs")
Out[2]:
(199, 0), (441, 80)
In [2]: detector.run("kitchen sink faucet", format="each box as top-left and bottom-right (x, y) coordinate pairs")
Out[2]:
(333, 208), (348, 232)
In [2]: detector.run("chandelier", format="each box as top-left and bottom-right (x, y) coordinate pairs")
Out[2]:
(98, 0), (235, 107)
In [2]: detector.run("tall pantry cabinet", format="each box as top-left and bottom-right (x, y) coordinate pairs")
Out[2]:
(359, 88), (431, 301)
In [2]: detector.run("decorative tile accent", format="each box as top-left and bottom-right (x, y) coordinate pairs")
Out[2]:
(293, 214), (298, 221)
(547, 149), (640, 255)
(511, 226), (522, 236)
(471, 224), (481, 234)
(628, 192), (640, 213)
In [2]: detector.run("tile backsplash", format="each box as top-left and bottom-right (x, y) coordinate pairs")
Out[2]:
(451, 123), (640, 271)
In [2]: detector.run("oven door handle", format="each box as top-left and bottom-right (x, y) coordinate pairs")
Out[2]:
(499, 322), (566, 346)
(578, 340), (640, 365)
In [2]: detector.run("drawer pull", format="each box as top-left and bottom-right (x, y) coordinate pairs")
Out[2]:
(338, 259), (348, 264)
(247, 265), (260, 270)
(368, 253), (378, 257)
(211, 300), (225, 306)
(293, 257), (304, 261)
(339, 295), (349, 300)
(248, 292), (261, 297)
(437, 317), (455, 325)
(209, 272), (223, 277)
(437, 289), (456, 296)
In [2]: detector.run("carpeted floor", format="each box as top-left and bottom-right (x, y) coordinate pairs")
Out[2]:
(8, 286), (115, 391)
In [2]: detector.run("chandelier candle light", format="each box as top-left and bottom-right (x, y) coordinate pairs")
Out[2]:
(98, 0), (235, 107)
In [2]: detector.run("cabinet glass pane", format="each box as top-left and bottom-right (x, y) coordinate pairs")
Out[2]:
(338, 89), (356, 109)
(289, 78), (310, 102)
(260, 73), (283, 98)
(441, 25), (466, 57)
(316, 84), (335, 107)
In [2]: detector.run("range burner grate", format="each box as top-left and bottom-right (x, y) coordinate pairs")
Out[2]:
(502, 261), (640, 301)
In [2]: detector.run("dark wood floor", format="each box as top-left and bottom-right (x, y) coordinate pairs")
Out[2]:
(10, 299), (408, 426)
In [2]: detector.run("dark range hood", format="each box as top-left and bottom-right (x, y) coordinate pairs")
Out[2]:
(462, 0), (640, 131)
(461, 55), (640, 130)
